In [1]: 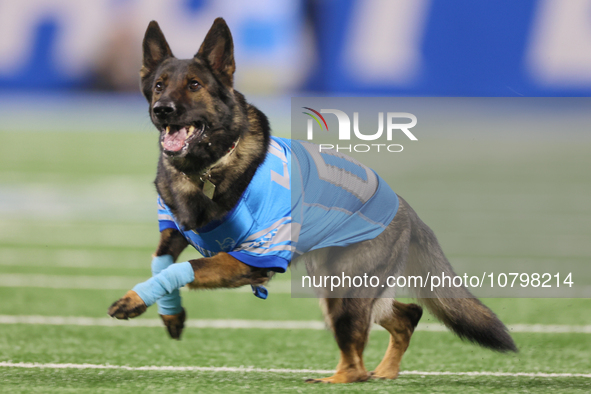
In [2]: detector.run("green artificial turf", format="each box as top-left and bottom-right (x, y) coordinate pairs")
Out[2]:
(1, 126), (590, 392)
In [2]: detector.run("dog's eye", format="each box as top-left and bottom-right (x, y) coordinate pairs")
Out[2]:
(154, 81), (163, 92)
(189, 80), (200, 91)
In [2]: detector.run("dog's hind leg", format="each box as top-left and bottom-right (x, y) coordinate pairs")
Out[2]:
(371, 299), (422, 379)
(306, 298), (373, 384)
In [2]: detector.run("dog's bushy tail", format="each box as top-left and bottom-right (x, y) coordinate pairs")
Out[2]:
(404, 202), (517, 352)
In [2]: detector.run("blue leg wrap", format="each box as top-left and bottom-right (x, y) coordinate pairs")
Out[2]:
(133, 260), (195, 312)
(151, 255), (183, 315)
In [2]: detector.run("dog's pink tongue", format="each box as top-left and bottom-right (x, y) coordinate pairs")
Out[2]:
(162, 127), (188, 152)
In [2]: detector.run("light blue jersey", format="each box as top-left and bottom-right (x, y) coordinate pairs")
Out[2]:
(158, 137), (398, 273)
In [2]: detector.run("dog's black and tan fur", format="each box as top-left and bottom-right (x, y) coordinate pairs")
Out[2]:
(108, 18), (517, 383)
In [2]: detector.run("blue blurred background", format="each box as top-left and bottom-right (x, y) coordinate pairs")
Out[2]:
(2, 0), (591, 96)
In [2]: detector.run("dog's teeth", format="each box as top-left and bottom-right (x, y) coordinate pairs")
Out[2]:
(188, 125), (196, 136)
(165, 126), (170, 134)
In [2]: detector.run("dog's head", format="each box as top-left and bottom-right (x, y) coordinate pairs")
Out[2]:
(140, 18), (242, 171)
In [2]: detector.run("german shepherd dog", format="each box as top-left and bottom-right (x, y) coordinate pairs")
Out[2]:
(108, 18), (517, 383)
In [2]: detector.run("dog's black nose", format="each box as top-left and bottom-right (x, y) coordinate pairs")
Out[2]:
(153, 102), (176, 118)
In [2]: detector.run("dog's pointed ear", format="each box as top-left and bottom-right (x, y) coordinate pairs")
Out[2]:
(196, 18), (235, 86)
(141, 21), (173, 79)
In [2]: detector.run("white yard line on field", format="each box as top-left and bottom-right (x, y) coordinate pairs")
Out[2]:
(0, 315), (326, 330)
(0, 274), (147, 290)
(0, 362), (589, 378)
(0, 274), (291, 292)
(0, 315), (590, 333)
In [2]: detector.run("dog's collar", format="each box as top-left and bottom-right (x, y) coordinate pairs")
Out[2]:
(181, 137), (240, 199)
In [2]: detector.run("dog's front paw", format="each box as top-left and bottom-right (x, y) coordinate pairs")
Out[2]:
(160, 308), (186, 340)
(108, 290), (147, 319)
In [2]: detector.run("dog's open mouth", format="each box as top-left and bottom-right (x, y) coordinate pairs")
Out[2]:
(161, 122), (206, 153)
